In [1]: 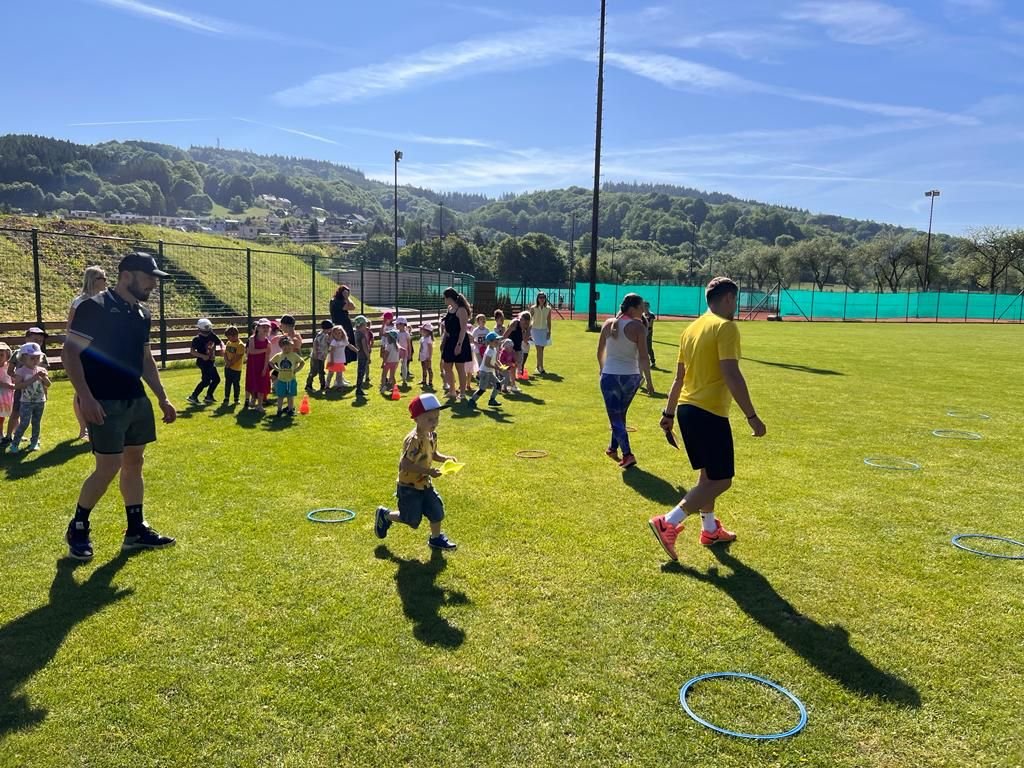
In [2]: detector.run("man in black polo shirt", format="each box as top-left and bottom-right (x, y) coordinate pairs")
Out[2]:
(62, 252), (177, 561)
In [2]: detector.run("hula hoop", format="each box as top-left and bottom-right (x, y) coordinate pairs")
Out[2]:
(863, 457), (921, 471)
(951, 534), (1024, 560)
(932, 429), (982, 440)
(515, 449), (549, 459)
(946, 410), (990, 420)
(306, 508), (356, 523)
(679, 672), (807, 740)
(626, 426), (638, 433)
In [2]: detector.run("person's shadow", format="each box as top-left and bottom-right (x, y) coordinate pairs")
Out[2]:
(374, 546), (468, 648)
(622, 468), (688, 507)
(746, 358), (844, 376)
(0, 553), (135, 737)
(2, 439), (91, 481)
(664, 547), (921, 707)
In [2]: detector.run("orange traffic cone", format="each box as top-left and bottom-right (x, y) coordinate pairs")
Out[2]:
(299, 394), (310, 415)
(390, 385), (401, 401)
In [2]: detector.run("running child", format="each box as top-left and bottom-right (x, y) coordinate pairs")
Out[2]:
(468, 332), (503, 407)
(186, 318), (221, 405)
(374, 393), (458, 551)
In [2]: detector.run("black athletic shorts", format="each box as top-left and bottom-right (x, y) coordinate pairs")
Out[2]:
(89, 397), (157, 454)
(677, 404), (734, 480)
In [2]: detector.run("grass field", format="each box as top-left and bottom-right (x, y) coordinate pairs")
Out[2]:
(2, 321), (1023, 767)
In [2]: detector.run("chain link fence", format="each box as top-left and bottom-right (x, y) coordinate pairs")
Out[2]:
(497, 280), (1024, 323)
(1, 226), (475, 363)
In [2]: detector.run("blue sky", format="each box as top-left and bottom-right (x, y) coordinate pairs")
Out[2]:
(5, 0), (1024, 233)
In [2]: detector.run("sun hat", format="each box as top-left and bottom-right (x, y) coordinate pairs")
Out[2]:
(382, 311), (394, 322)
(354, 315), (368, 327)
(385, 329), (399, 341)
(409, 393), (444, 420)
(420, 321), (434, 332)
(256, 318), (272, 327)
(27, 326), (48, 337)
(19, 342), (42, 356)
(396, 316), (408, 325)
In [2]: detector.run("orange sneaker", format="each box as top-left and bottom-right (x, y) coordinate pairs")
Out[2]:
(649, 515), (681, 561)
(700, 520), (737, 546)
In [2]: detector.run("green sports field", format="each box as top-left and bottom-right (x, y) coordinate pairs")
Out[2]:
(2, 321), (1022, 768)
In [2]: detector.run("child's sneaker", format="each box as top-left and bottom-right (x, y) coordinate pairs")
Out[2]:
(203, 395), (216, 403)
(0, 436), (10, 447)
(186, 395), (200, 405)
(374, 506), (392, 539)
(700, 520), (737, 546)
(7, 442), (21, 454)
(28, 442), (40, 452)
(605, 447), (620, 462)
(488, 398), (500, 407)
(122, 523), (176, 551)
(66, 520), (94, 561)
(619, 454), (637, 469)
(648, 515), (681, 561)
(428, 533), (457, 550)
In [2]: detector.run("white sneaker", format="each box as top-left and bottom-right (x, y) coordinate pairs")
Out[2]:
(28, 442), (40, 452)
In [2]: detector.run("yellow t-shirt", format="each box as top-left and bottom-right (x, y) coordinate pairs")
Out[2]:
(270, 351), (303, 382)
(224, 340), (245, 371)
(397, 428), (436, 490)
(677, 311), (741, 418)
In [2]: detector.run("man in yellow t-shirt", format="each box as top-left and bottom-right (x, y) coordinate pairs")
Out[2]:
(648, 277), (767, 562)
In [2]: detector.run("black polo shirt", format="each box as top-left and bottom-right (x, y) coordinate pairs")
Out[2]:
(69, 289), (151, 400)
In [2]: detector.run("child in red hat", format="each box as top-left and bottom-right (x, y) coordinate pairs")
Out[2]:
(374, 393), (458, 550)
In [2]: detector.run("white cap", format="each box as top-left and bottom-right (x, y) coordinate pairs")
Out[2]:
(197, 318), (213, 331)
(396, 316), (408, 325)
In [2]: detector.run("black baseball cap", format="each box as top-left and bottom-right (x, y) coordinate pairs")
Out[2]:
(118, 252), (169, 277)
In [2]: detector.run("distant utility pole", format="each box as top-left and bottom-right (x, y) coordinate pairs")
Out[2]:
(394, 149), (402, 312)
(587, 0), (607, 331)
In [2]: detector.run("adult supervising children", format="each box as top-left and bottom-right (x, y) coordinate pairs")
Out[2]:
(62, 252), (178, 561)
(648, 277), (766, 562)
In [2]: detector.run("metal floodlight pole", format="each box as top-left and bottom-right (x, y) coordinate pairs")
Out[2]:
(924, 189), (940, 292)
(394, 150), (403, 314)
(587, 0), (607, 330)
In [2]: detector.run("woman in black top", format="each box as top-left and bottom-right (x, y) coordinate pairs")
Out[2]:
(440, 287), (472, 399)
(329, 285), (357, 371)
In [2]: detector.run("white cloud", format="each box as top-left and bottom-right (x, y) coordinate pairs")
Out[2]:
(605, 50), (978, 126)
(786, 1), (920, 45)
(945, 0), (1000, 13)
(336, 126), (498, 149)
(89, 0), (331, 48)
(274, 21), (595, 106)
(233, 118), (340, 146)
(674, 26), (806, 60)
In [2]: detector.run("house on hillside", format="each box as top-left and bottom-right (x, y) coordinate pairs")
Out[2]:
(69, 210), (99, 220)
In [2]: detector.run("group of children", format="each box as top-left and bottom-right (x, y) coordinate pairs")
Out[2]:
(0, 327), (52, 454)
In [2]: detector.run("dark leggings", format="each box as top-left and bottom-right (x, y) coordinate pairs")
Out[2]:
(192, 360), (220, 399)
(225, 369), (241, 401)
(600, 373), (642, 456)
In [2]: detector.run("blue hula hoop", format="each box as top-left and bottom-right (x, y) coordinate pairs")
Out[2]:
(951, 534), (1024, 560)
(306, 508), (356, 523)
(864, 457), (921, 471)
(679, 672), (808, 740)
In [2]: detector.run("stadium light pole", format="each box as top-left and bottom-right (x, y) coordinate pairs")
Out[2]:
(924, 189), (940, 292)
(394, 149), (402, 313)
(587, 0), (607, 331)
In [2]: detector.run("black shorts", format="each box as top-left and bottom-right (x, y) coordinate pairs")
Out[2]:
(89, 397), (157, 454)
(677, 404), (734, 480)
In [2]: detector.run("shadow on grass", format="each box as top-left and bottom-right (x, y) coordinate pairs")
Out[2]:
(538, 371), (564, 382)
(351, 389), (369, 408)
(2, 439), (92, 481)
(0, 553), (136, 738)
(234, 408), (265, 429)
(504, 390), (546, 405)
(746, 358), (844, 376)
(621, 468), (688, 507)
(663, 547), (921, 707)
(208, 401), (238, 418)
(374, 545), (468, 649)
(448, 403), (515, 424)
(262, 412), (296, 431)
